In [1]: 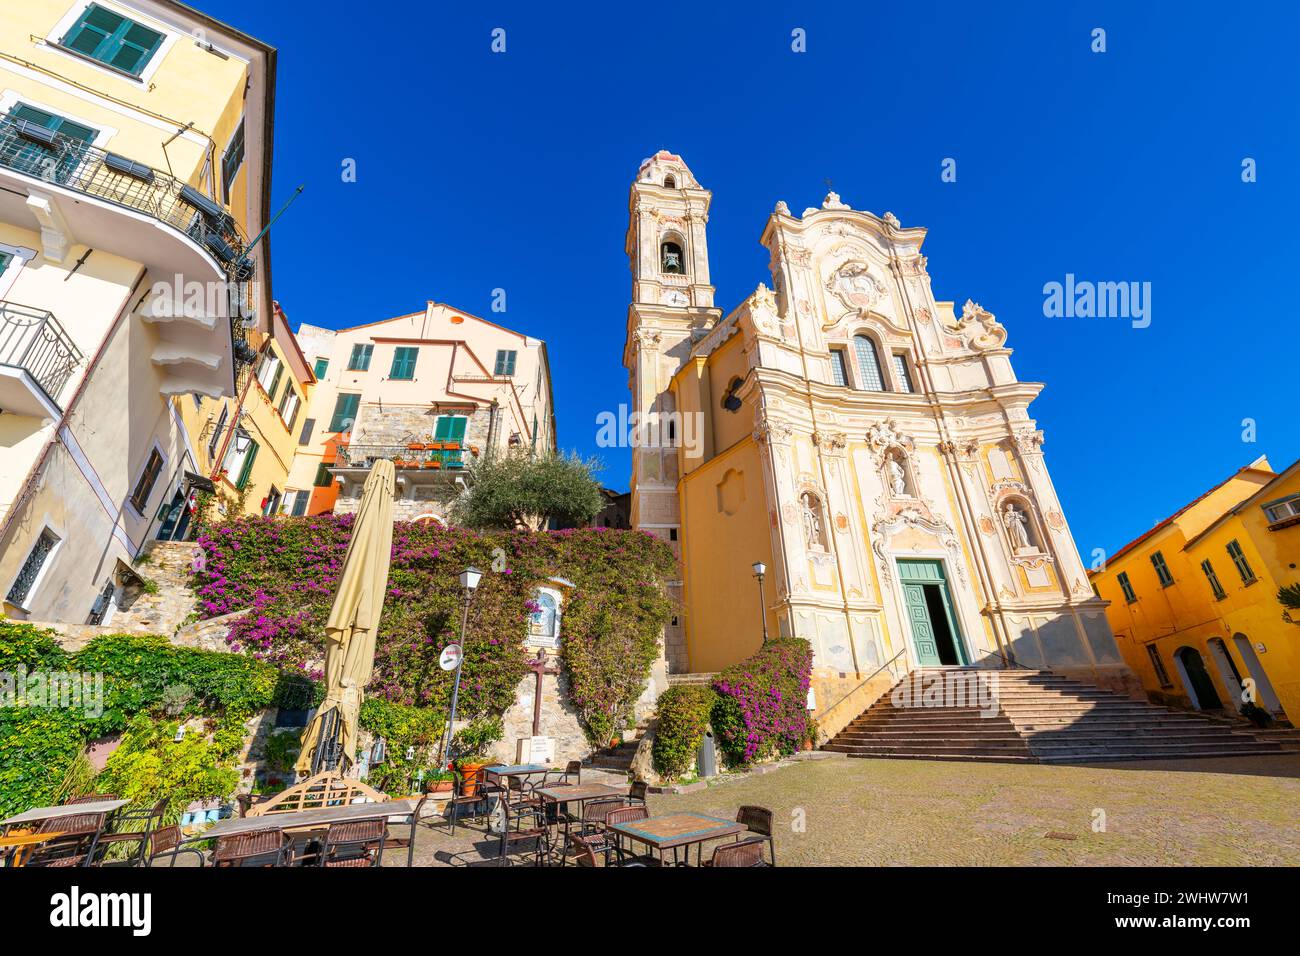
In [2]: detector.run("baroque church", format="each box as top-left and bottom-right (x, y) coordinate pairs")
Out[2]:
(622, 151), (1136, 735)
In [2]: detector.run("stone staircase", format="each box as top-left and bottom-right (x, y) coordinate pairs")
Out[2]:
(825, 666), (1284, 763)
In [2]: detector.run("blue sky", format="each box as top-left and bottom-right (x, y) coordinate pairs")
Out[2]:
(208, 0), (1299, 558)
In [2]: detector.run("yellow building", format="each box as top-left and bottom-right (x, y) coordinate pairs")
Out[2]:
(0, 1), (276, 623)
(1089, 455), (1299, 724)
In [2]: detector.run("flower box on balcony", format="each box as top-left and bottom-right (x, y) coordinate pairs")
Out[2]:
(180, 184), (226, 222)
(427, 442), (443, 451)
(406, 442), (425, 451)
(421, 460), (439, 469)
(443, 441), (461, 451)
(104, 152), (155, 183)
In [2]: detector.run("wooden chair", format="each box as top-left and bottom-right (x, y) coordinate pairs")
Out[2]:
(26, 813), (106, 867)
(735, 805), (775, 865)
(96, 798), (168, 865)
(64, 793), (118, 805)
(383, 795), (427, 867)
(319, 817), (386, 867)
(706, 839), (768, 868)
(627, 779), (649, 807)
(143, 825), (206, 867)
(211, 829), (288, 867)
(603, 805), (658, 866)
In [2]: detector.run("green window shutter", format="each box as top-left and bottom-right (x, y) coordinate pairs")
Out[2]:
(0, 252), (11, 273)
(314, 463), (333, 487)
(313, 358), (329, 378)
(329, 394), (360, 432)
(434, 416), (450, 440)
(494, 350), (516, 376)
(267, 362), (283, 402)
(348, 344), (373, 371)
(236, 441), (259, 490)
(62, 5), (163, 76)
(390, 347), (418, 379)
(448, 417), (467, 441)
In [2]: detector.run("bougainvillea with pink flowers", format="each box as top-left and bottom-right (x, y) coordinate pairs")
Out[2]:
(710, 638), (814, 766)
(190, 516), (675, 741)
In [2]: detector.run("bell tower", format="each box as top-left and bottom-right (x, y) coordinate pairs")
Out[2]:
(623, 150), (721, 673)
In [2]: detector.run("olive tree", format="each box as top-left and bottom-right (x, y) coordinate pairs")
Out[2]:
(448, 450), (605, 531)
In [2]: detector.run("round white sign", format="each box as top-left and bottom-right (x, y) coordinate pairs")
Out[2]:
(439, 644), (463, 671)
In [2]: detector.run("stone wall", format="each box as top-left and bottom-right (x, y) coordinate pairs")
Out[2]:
(493, 669), (591, 765)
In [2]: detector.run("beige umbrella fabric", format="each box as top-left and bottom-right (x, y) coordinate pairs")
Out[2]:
(296, 459), (396, 774)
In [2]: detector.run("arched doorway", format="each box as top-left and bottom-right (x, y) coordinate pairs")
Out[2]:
(1173, 646), (1222, 711)
(1206, 637), (1245, 709)
(1231, 634), (1286, 718)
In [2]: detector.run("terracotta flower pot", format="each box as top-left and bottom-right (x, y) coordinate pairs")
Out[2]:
(459, 762), (485, 796)
(426, 780), (453, 794)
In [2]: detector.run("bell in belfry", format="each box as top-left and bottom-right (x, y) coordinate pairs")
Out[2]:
(662, 244), (682, 274)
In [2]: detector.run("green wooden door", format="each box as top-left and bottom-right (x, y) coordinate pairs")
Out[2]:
(902, 581), (942, 665)
(897, 559), (967, 666)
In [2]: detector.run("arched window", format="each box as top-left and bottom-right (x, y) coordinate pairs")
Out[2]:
(661, 241), (684, 275)
(721, 376), (743, 412)
(852, 334), (885, 391)
(664, 174), (676, 189)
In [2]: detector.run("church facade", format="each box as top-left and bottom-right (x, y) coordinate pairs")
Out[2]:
(622, 151), (1136, 737)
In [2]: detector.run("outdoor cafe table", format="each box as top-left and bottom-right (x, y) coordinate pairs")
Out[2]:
(607, 812), (747, 867)
(0, 831), (69, 867)
(178, 799), (419, 865)
(534, 783), (626, 864)
(0, 799), (129, 829)
(480, 765), (549, 833)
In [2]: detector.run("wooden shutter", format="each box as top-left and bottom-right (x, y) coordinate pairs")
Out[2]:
(236, 441), (259, 490)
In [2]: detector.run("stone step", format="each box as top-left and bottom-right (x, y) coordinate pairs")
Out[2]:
(827, 744), (1034, 758)
(1036, 747), (1282, 764)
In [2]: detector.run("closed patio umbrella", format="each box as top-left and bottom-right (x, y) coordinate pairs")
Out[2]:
(296, 459), (396, 775)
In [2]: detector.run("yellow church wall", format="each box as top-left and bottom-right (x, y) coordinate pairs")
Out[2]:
(679, 437), (775, 673)
(706, 335), (751, 455)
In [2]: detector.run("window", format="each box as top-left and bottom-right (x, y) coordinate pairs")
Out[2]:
(829, 348), (849, 387)
(0, 251), (11, 273)
(262, 487), (282, 517)
(129, 447), (164, 514)
(494, 350), (517, 376)
(278, 386), (300, 431)
(433, 415), (467, 444)
(664, 175), (676, 189)
(256, 352), (283, 399)
(60, 4), (164, 77)
(1263, 495), (1300, 524)
(3, 104), (98, 183)
(1226, 539), (1256, 585)
(207, 403), (228, 460)
(1201, 559), (1226, 600)
(892, 353), (915, 393)
(6, 528), (59, 607)
(389, 346), (418, 380)
(329, 393), (360, 433)
(313, 357), (329, 379)
(661, 241), (684, 274)
(313, 464), (333, 487)
(220, 118), (245, 201)
(852, 334), (885, 391)
(347, 344), (373, 371)
(298, 417), (315, 446)
(1150, 550), (1174, 587)
(289, 490), (309, 516)
(721, 377), (743, 412)
(1146, 645), (1173, 688)
(1117, 571), (1137, 604)
(233, 439), (259, 490)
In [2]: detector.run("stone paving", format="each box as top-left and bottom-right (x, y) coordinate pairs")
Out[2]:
(394, 754), (1300, 866)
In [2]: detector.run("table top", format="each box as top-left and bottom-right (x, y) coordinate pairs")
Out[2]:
(609, 813), (746, 849)
(483, 764), (547, 776)
(1, 800), (129, 825)
(0, 831), (69, 849)
(535, 783), (625, 804)
(196, 799), (418, 841)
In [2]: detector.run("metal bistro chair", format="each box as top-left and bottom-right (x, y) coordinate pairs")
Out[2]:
(603, 805), (659, 867)
(734, 805), (776, 866)
(211, 829), (289, 867)
(64, 792), (119, 805)
(143, 826), (207, 867)
(496, 790), (549, 867)
(446, 767), (501, 837)
(706, 839), (768, 868)
(542, 760), (582, 788)
(565, 795), (627, 864)
(503, 774), (545, 830)
(26, 813), (107, 868)
(382, 795), (428, 868)
(627, 780), (649, 807)
(318, 817), (387, 867)
(95, 798), (169, 865)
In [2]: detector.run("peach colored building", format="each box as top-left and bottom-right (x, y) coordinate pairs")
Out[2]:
(287, 302), (555, 521)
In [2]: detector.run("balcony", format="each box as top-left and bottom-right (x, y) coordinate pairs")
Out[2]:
(0, 301), (83, 416)
(0, 117), (255, 395)
(336, 442), (467, 471)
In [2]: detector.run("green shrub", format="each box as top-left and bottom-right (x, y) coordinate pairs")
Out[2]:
(652, 685), (717, 780)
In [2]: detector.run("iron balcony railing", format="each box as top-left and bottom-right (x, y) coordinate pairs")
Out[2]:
(335, 443), (466, 471)
(0, 300), (83, 408)
(0, 116), (257, 383)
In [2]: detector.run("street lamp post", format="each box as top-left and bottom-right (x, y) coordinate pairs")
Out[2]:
(441, 566), (482, 768)
(752, 561), (769, 645)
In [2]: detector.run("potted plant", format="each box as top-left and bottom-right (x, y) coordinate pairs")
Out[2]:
(424, 767), (455, 795)
(801, 715), (820, 752)
(451, 716), (504, 796)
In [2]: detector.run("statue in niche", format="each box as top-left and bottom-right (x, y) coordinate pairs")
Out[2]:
(1003, 503), (1033, 551)
(801, 492), (825, 550)
(886, 454), (909, 497)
